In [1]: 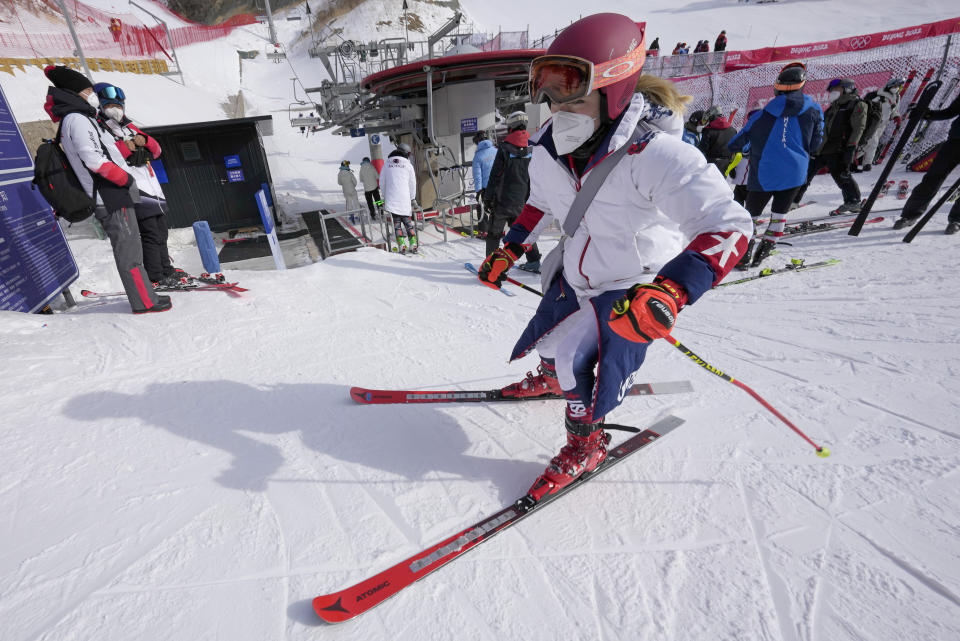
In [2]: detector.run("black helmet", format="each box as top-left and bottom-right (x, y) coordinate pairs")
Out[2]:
(472, 131), (488, 144)
(774, 61), (806, 92)
(701, 105), (723, 125)
(828, 78), (857, 94)
(687, 109), (704, 126)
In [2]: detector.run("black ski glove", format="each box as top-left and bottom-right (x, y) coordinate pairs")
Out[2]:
(128, 147), (153, 167)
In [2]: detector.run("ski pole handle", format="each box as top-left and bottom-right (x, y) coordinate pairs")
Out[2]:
(664, 334), (829, 457)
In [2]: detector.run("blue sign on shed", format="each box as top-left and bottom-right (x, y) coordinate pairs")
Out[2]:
(224, 154), (242, 168)
(460, 117), (478, 133)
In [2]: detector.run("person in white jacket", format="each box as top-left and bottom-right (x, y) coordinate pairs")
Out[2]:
(358, 157), (381, 219)
(477, 14), (751, 504)
(42, 66), (168, 314)
(337, 161), (361, 221)
(857, 77), (904, 171)
(94, 82), (179, 286)
(379, 144), (419, 253)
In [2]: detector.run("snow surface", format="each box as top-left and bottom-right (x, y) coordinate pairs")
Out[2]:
(2, 1), (960, 640)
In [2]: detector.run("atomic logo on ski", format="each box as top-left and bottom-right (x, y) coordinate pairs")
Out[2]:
(318, 597), (350, 614)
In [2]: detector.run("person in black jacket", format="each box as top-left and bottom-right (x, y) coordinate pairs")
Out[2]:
(792, 78), (867, 213)
(483, 112), (541, 270)
(893, 93), (960, 234)
(697, 106), (737, 173)
(714, 30), (727, 52)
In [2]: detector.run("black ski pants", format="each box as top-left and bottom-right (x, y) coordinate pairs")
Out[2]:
(364, 188), (381, 218)
(901, 137), (960, 223)
(745, 187), (800, 219)
(793, 152), (861, 206)
(134, 195), (172, 282)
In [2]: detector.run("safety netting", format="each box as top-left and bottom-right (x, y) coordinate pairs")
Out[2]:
(664, 18), (960, 165)
(0, 0), (256, 61)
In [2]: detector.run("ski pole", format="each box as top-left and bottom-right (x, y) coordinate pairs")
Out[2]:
(508, 278), (829, 456)
(664, 334), (829, 457)
(503, 274), (544, 297)
(902, 174), (960, 243)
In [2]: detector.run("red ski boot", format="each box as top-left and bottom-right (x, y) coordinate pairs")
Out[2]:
(500, 361), (563, 399)
(525, 417), (610, 503)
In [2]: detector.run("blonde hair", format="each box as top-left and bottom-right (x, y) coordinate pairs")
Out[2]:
(635, 75), (692, 114)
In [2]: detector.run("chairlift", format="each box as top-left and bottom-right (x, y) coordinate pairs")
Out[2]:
(266, 43), (287, 62)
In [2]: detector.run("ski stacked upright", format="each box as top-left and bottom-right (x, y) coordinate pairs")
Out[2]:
(905, 72), (959, 162)
(850, 78), (942, 236)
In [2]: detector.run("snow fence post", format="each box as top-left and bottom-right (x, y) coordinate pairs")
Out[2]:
(192, 220), (221, 274)
(256, 189), (286, 270)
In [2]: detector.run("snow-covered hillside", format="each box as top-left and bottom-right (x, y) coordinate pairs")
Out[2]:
(2, 1), (960, 640)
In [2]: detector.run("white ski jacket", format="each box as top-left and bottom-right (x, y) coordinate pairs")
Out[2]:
(380, 155), (417, 217)
(60, 111), (131, 200)
(100, 117), (165, 200)
(505, 93), (752, 300)
(359, 161), (380, 191)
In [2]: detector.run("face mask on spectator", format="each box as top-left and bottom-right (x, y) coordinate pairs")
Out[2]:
(104, 106), (124, 122)
(85, 93), (100, 109)
(828, 90), (841, 102)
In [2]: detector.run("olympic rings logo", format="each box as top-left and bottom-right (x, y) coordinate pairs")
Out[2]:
(849, 36), (872, 50)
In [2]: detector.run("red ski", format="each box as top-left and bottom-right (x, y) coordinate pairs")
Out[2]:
(311, 415), (684, 623)
(80, 282), (247, 298)
(350, 380), (693, 404)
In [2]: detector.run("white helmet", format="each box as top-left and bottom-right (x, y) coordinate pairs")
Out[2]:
(505, 111), (528, 130)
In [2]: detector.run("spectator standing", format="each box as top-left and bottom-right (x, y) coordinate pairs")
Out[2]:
(715, 30), (727, 52)
(94, 82), (179, 287)
(697, 105), (737, 173)
(793, 78), (867, 213)
(42, 66), (169, 313)
(892, 91), (960, 234)
(337, 160), (361, 221)
(483, 111), (541, 271)
(359, 157), (381, 219)
(472, 131), (497, 233)
(856, 77), (904, 171)
(682, 109), (704, 146)
(728, 63), (824, 268)
(380, 143), (419, 253)
(649, 37), (660, 52)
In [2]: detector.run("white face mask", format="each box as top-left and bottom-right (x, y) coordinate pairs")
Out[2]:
(104, 106), (124, 122)
(85, 93), (100, 109)
(828, 90), (841, 102)
(551, 110), (598, 155)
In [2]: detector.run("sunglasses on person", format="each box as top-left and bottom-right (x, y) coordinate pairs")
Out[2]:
(529, 39), (646, 105)
(97, 85), (125, 102)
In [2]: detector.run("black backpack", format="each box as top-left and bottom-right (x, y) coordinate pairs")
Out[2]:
(861, 91), (886, 142)
(32, 123), (96, 223)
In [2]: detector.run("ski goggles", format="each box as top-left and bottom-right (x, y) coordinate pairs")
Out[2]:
(529, 40), (646, 105)
(96, 85), (125, 103)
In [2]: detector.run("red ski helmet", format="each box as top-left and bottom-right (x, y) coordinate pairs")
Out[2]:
(530, 13), (646, 120)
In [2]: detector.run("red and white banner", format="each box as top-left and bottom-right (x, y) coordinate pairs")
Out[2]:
(723, 16), (960, 71)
